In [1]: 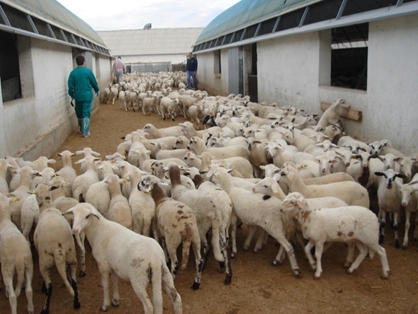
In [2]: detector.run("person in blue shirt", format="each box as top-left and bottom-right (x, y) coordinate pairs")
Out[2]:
(68, 55), (99, 138)
(186, 52), (198, 90)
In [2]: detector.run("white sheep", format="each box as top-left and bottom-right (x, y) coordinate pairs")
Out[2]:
(0, 159), (11, 193)
(280, 192), (390, 280)
(396, 173), (418, 249)
(374, 169), (405, 248)
(138, 175), (204, 290)
(33, 183), (80, 313)
(206, 166), (301, 276)
(104, 174), (132, 230)
(188, 136), (250, 161)
(8, 166), (40, 230)
(143, 123), (183, 139)
(167, 165), (224, 274)
(66, 203), (183, 314)
(314, 98), (347, 132)
(159, 97), (180, 121)
(0, 194), (34, 314)
(72, 155), (100, 202)
(277, 165), (369, 207)
(125, 167), (156, 236)
(49, 176), (86, 276)
(56, 150), (77, 197)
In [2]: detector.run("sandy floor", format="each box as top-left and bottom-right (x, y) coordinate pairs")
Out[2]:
(2, 100), (418, 314)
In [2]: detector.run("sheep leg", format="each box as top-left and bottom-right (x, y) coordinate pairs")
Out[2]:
(3, 273), (17, 314)
(99, 270), (111, 311)
(402, 211), (411, 249)
(40, 282), (52, 314)
(313, 242), (325, 279)
(243, 225), (257, 250)
(130, 279), (153, 314)
(369, 243), (390, 279)
(344, 242), (356, 268)
(75, 232), (86, 276)
(304, 241), (316, 270)
(347, 242), (368, 274)
(220, 235), (232, 285)
(191, 240), (203, 290)
(392, 212), (400, 248)
(25, 271), (34, 314)
(110, 270), (120, 307)
(161, 267), (182, 314)
(269, 228), (300, 276)
(378, 210), (386, 244)
(164, 238), (179, 279)
(254, 228), (266, 253)
(229, 214), (238, 258)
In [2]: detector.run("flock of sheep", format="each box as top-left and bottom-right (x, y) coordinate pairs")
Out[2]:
(1, 70), (417, 314)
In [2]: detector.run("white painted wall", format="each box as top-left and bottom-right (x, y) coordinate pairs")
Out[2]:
(0, 36), (113, 159)
(196, 49), (229, 96)
(196, 14), (418, 155)
(122, 54), (189, 65)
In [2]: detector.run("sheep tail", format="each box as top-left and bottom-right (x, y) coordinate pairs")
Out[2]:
(54, 248), (75, 296)
(14, 257), (25, 297)
(150, 263), (163, 314)
(181, 229), (192, 270)
(211, 211), (224, 262)
(368, 248), (376, 259)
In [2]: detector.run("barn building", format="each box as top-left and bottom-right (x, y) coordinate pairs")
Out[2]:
(98, 27), (203, 73)
(0, 0), (112, 159)
(193, 0), (418, 154)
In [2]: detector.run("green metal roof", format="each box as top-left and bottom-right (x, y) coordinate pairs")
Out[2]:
(196, 0), (317, 44)
(2, 0), (106, 46)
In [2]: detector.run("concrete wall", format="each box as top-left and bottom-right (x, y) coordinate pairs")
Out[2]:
(0, 36), (113, 160)
(196, 14), (418, 155)
(122, 54), (189, 65)
(197, 49), (230, 96)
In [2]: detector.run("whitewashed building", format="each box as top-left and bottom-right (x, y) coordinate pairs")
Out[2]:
(193, 0), (418, 154)
(98, 28), (203, 72)
(0, 0), (112, 159)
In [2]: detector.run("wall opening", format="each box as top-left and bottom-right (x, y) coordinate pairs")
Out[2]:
(331, 23), (368, 91)
(0, 31), (22, 102)
(214, 50), (221, 74)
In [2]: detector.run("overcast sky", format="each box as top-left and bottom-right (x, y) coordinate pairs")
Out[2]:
(57, 0), (241, 30)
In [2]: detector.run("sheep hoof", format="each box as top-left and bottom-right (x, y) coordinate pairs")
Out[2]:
(100, 305), (109, 312)
(74, 299), (81, 309)
(111, 299), (119, 307)
(314, 274), (321, 280)
(401, 244), (407, 250)
(191, 281), (200, 290)
(224, 277), (232, 285)
(343, 262), (351, 268)
(395, 239), (400, 249)
(346, 268), (354, 275)
(271, 260), (280, 266)
(293, 269), (301, 277)
(79, 270), (86, 277)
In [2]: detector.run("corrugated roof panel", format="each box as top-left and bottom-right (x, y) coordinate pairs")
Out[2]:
(4, 0), (106, 46)
(196, 0), (317, 44)
(98, 28), (203, 57)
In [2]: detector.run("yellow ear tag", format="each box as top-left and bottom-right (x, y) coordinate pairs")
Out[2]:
(151, 165), (156, 170)
(331, 129), (335, 134)
(273, 189), (278, 194)
(215, 173), (221, 178)
(124, 179), (129, 184)
(12, 197), (19, 202)
(146, 188), (151, 194)
(301, 164), (306, 168)
(288, 173), (294, 181)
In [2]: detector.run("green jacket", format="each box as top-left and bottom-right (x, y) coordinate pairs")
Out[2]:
(68, 66), (99, 101)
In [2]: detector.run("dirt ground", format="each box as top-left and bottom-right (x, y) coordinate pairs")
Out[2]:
(2, 100), (418, 314)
